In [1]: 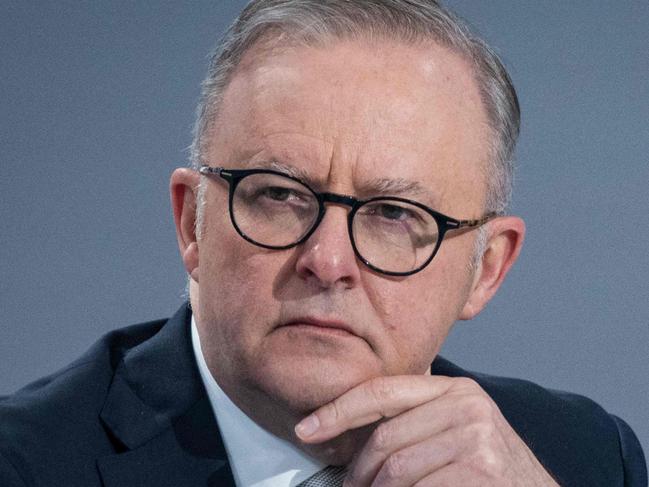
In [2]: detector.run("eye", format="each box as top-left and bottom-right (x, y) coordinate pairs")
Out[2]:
(262, 186), (295, 201)
(361, 202), (420, 223)
(252, 184), (312, 209)
(356, 200), (431, 232)
(376, 203), (413, 221)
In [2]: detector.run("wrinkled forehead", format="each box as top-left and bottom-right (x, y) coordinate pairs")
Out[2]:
(208, 37), (491, 213)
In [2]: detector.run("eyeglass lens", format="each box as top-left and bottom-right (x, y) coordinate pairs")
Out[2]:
(231, 172), (440, 274)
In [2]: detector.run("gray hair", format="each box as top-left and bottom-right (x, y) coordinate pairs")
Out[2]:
(190, 0), (520, 216)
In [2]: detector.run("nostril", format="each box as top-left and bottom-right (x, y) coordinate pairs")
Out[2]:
(294, 239), (360, 290)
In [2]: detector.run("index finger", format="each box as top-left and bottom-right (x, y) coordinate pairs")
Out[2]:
(294, 375), (455, 443)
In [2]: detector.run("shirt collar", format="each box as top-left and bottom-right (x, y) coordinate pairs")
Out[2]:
(191, 315), (324, 487)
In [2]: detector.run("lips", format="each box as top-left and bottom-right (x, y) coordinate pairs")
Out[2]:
(279, 317), (358, 337)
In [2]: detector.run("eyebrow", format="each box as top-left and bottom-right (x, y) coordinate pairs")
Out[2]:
(358, 177), (438, 204)
(251, 159), (440, 206)
(265, 160), (313, 181)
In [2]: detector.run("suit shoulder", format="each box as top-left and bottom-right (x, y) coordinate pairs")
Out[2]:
(432, 356), (646, 486)
(0, 317), (168, 484)
(1, 318), (166, 409)
(433, 355), (614, 420)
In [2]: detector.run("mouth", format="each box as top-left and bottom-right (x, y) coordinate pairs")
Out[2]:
(278, 317), (358, 338)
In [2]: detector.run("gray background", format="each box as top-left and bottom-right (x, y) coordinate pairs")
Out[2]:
(1, 0), (647, 465)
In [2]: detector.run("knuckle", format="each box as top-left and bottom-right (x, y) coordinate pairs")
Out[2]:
(323, 399), (344, 425)
(381, 451), (407, 481)
(367, 422), (394, 454)
(367, 377), (403, 418)
(461, 394), (496, 422)
(459, 423), (507, 478)
(452, 376), (481, 392)
(471, 444), (503, 475)
(466, 419), (497, 444)
(369, 376), (396, 403)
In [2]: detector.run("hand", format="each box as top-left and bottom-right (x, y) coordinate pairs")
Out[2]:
(295, 375), (559, 486)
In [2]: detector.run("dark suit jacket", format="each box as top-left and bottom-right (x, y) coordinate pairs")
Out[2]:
(0, 303), (646, 486)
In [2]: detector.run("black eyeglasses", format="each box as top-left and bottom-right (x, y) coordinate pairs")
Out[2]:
(199, 165), (495, 276)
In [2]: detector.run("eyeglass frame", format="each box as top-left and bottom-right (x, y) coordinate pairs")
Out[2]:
(198, 165), (497, 277)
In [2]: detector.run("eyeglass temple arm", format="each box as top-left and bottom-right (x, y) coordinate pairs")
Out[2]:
(455, 212), (498, 229)
(198, 166), (222, 175)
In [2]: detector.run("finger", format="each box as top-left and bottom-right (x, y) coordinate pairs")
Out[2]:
(345, 427), (461, 487)
(412, 463), (488, 487)
(295, 375), (455, 443)
(345, 393), (474, 484)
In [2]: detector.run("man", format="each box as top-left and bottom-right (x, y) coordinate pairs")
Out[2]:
(0, 1), (645, 486)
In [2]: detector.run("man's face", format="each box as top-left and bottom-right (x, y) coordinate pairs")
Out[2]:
(192, 38), (491, 419)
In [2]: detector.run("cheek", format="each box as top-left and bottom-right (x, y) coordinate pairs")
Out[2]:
(366, 262), (473, 372)
(198, 228), (283, 338)
(370, 269), (462, 330)
(200, 206), (276, 292)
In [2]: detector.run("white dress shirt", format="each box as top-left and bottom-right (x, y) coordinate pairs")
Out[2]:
(191, 316), (325, 487)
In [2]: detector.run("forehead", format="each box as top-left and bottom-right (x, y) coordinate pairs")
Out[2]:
(208, 37), (491, 212)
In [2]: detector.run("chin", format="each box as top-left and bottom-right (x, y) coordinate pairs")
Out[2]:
(251, 353), (377, 413)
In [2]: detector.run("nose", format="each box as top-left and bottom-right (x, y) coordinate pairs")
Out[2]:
(294, 206), (362, 289)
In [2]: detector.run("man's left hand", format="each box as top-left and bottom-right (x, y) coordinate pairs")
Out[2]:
(295, 375), (559, 486)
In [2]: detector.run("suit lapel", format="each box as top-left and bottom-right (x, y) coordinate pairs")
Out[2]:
(97, 304), (235, 487)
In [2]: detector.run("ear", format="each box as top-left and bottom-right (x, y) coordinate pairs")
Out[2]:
(170, 168), (201, 282)
(459, 216), (525, 320)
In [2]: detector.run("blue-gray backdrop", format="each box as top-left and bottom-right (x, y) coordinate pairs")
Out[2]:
(1, 0), (647, 465)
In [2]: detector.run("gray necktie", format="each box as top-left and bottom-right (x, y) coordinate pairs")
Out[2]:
(297, 465), (347, 487)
